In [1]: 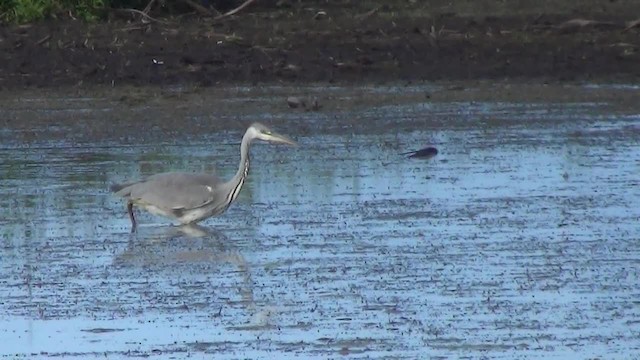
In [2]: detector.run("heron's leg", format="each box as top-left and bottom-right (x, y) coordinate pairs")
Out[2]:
(127, 201), (137, 233)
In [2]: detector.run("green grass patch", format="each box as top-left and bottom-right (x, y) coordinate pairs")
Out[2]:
(0, 0), (106, 23)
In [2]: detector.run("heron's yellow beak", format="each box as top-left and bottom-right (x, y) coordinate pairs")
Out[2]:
(265, 132), (298, 146)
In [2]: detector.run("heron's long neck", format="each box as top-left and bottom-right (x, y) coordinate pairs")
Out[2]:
(227, 133), (251, 203)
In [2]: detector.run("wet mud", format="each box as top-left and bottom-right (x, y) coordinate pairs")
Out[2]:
(1, 0), (640, 89)
(1, 83), (640, 358)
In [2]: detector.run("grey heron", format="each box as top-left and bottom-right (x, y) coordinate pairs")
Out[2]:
(111, 122), (297, 232)
(401, 146), (438, 159)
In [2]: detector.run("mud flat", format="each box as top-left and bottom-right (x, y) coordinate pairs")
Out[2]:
(1, 0), (640, 89)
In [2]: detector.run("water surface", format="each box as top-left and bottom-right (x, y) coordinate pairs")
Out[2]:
(1, 83), (639, 359)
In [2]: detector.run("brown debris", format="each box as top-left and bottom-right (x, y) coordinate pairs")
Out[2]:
(286, 96), (305, 108)
(356, 6), (380, 20)
(214, 0), (256, 21)
(181, 0), (218, 16)
(115, 8), (172, 24)
(623, 18), (640, 32)
(556, 18), (620, 31)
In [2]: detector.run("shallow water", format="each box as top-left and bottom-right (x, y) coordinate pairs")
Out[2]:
(1, 83), (639, 359)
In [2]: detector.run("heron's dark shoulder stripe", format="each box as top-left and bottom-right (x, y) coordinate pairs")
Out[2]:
(227, 159), (250, 204)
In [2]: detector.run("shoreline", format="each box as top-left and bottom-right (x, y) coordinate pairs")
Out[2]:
(0, 1), (639, 90)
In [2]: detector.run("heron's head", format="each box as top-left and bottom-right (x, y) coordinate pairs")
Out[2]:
(247, 123), (297, 146)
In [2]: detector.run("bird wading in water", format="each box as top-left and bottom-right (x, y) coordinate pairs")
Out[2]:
(111, 123), (297, 232)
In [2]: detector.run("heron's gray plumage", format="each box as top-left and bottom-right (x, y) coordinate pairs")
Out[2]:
(111, 123), (296, 231)
(115, 172), (222, 211)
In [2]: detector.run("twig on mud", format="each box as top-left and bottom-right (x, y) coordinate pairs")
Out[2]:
(252, 45), (273, 60)
(557, 18), (619, 31)
(356, 6), (379, 20)
(608, 42), (638, 48)
(529, 18), (622, 32)
(117, 25), (150, 32)
(117, 8), (172, 25)
(214, 0), (256, 21)
(181, 0), (219, 16)
(142, 0), (156, 14)
(623, 18), (640, 32)
(36, 34), (51, 46)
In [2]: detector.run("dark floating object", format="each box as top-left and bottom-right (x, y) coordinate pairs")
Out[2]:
(400, 147), (438, 159)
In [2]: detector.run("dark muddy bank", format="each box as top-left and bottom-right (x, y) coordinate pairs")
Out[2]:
(1, 0), (640, 89)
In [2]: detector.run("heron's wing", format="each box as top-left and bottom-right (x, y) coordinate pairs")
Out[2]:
(129, 172), (223, 211)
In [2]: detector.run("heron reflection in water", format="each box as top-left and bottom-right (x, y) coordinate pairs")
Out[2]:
(111, 123), (297, 232)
